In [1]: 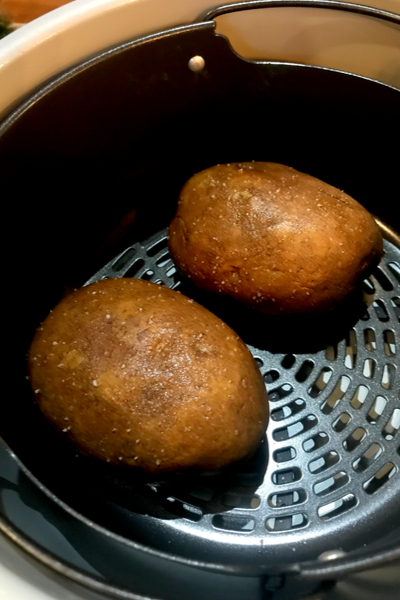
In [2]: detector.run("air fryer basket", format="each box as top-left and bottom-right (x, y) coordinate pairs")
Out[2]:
(0, 0), (399, 595)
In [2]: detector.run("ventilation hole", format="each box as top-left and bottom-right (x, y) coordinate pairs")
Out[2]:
(281, 354), (296, 369)
(382, 409), (400, 440)
(112, 247), (136, 271)
(268, 489), (306, 508)
(308, 367), (333, 398)
(266, 513), (308, 532)
(166, 266), (177, 278)
(303, 432), (329, 453)
(392, 297), (400, 322)
(272, 467), (302, 485)
(373, 300), (389, 322)
(143, 484), (160, 502)
(155, 252), (170, 267)
(313, 472), (349, 497)
(164, 489), (204, 509)
(157, 259), (171, 270)
(263, 370), (280, 384)
(271, 399), (306, 422)
(363, 462), (396, 494)
(273, 447), (296, 463)
(255, 357), (264, 368)
(295, 360), (315, 383)
(353, 443), (383, 473)
(367, 396), (387, 424)
(364, 328), (376, 351)
(350, 385), (369, 410)
(154, 280), (165, 285)
(167, 273), (181, 288)
(186, 486), (214, 502)
(213, 514), (255, 532)
(383, 330), (396, 356)
(321, 376), (351, 415)
(373, 267), (394, 291)
(163, 497), (202, 521)
(362, 278), (375, 295)
(332, 412), (351, 432)
(273, 415), (318, 441)
(124, 258), (145, 277)
(359, 304), (370, 321)
(146, 237), (168, 257)
(387, 262), (400, 284)
(363, 358), (375, 379)
(141, 269), (155, 281)
(222, 494), (260, 509)
(250, 497), (261, 509)
(268, 384), (293, 402)
(318, 494), (357, 520)
(309, 451), (339, 474)
(345, 330), (357, 369)
(343, 427), (367, 451)
(325, 345), (337, 361)
(383, 369), (396, 398)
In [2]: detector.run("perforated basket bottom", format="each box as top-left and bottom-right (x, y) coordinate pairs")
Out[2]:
(85, 232), (400, 567)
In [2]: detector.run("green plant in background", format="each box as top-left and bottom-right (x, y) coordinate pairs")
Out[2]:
(0, 13), (14, 40)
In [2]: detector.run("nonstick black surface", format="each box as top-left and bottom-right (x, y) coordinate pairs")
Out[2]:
(0, 6), (399, 576)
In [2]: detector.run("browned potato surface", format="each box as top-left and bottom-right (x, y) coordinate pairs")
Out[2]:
(28, 278), (268, 473)
(168, 162), (383, 314)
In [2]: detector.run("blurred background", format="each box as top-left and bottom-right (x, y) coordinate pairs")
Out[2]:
(0, 0), (71, 24)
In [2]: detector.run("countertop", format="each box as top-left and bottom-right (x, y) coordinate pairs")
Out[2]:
(0, 0), (72, 23)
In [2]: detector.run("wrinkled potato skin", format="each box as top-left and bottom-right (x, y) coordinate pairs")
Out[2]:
(168, 162), (383, 314)
(28, 279), (268, 473)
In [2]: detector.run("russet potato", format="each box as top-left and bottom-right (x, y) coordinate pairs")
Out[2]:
(28, 278), (268, 473)
(168, 162), (383, 314)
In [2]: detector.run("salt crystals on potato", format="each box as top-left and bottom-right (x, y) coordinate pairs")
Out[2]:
(168, 162), (383, 314)
(28, 278), (269, 473)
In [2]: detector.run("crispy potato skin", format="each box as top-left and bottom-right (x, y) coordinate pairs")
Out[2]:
(28, 279), (268, 473)
(168, 162), (383, 314)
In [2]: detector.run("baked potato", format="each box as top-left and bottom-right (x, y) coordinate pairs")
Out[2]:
(28, 278), (269, 473)
(168, 162), (383, 314)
